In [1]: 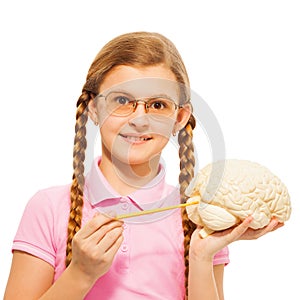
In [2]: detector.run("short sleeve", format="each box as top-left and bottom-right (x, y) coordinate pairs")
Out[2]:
(213, 246), (230, 265)
(12, 190), (56, 267)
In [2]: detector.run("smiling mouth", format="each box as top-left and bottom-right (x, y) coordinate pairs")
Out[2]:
(119, 134), (152, 142)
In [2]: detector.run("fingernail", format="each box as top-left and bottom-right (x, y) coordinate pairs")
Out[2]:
(107, 211), (117, 218)
(271, 219), (279, 228)
(246, 215), (253, 223)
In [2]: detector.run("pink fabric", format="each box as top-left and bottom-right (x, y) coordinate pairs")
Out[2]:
(12, 157), (229, 299)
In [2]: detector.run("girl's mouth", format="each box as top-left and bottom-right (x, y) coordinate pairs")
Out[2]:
(119, 134), (152, 143)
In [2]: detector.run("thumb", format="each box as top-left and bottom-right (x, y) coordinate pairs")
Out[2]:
(226, 216), (253, 242)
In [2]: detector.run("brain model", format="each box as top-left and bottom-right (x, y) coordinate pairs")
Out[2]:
(186, 159), (291, 237)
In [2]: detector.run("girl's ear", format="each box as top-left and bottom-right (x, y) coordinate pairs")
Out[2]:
(88, 97), (98, 124)
(173, 103), (192, 133)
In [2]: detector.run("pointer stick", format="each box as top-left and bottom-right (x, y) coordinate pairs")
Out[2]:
(116, 200), (199, 219)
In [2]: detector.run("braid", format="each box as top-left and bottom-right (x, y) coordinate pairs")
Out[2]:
(178, 115), (196, 298)
(65, 92), (90, 267)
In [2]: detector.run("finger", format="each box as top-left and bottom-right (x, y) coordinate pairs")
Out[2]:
(77, 213), (123, 239)
(250, 218), (281, 238)
(265, 218), (279, 231)
(271, 222), (284, 231)
(89, 220), (124, 245)
(97, 226), (124, 253)
(105, 210), (118, 219)
(101, 234), (124, 264)
(269, 219), (285, 232)
(225, 216), (253, 243)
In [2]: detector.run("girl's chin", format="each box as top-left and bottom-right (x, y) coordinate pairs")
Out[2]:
(110, 151), (161, 166)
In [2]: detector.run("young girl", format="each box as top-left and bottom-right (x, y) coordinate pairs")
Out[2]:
(4, 31), (281, 300)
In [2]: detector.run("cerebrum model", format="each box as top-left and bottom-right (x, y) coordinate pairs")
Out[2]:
(186, 160), (291, 237)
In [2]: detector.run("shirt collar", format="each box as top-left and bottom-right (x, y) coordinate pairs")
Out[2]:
(84, 157), (180, 223)
(85, 157), (166, 205)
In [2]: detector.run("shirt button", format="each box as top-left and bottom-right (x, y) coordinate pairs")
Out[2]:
(121, 203), (129, 210)
(121, 244), (128, 252)
(123, 223), (128, 229)
(120, 197), (128, 203)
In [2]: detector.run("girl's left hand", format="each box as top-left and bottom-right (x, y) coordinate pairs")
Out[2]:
(189, 216), (284, 262)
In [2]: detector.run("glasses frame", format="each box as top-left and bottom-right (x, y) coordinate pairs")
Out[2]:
(97, 91), (183, 117)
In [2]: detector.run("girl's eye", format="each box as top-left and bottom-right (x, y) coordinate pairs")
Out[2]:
(114, 95), (130, 105)
(151, 102), (165, 110)
(149, 99), (170, 110)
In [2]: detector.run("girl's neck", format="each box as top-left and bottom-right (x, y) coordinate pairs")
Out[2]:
(99, 154), (161, 196)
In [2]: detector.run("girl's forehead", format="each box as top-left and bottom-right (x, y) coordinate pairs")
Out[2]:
(99, 65), (181, 99)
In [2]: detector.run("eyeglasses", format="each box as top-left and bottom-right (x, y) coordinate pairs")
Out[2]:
(97, 91), (182, 117)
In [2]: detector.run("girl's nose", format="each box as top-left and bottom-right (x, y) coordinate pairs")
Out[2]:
(132, 100), (149, 114)
(128, 102), (150, 128)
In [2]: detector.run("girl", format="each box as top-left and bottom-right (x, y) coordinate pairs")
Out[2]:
(4, 32), (281, 300)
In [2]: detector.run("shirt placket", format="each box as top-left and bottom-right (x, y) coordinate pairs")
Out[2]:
(117, 196), (130, 272)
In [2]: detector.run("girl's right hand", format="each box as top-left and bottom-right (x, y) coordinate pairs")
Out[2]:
(69, 213), (124, 283)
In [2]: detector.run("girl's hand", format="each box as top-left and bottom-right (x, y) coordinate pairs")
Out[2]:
(69, 213), (124, 283)
(189, 216), (284, 262)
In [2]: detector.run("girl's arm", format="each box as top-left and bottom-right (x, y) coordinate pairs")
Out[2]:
(188, 216), (282, 300)
(214, 265), (225, 300)
(4, 251), (54, 299)
(188, 262), (224, 300)
(4, 214), (123, 300)
(188, 258), (219, 300)
(4, 251), (95, 300)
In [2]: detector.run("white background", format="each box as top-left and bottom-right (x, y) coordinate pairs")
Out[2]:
(1, 1), (299, 299)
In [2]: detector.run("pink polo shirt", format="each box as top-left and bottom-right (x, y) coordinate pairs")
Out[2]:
(13, 157), (229, 299)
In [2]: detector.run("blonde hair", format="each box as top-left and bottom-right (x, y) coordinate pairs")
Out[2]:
(66, 31), (196, 297)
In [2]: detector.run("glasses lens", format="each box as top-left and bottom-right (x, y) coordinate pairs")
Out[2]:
(147, 98), (176, 116)
(104, 92), (177, 117)
(106, 92), (134, 115)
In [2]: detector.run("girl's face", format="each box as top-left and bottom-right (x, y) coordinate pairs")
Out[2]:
(89, 64), (191, 167)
